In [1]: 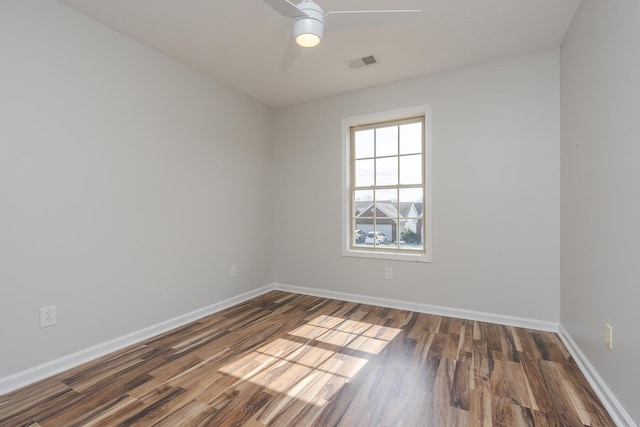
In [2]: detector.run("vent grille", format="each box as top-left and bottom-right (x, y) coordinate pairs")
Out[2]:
(361, 55), (377, 65)
(348, 54), (380, 69)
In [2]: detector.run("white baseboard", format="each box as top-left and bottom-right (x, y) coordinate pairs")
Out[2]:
(558, 325), (636, 427)
(273, 283), (559, 332)
(0, 285), (274, 396)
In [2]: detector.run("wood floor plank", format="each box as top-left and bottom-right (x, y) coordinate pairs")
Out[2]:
(0, 291), (615, 426)
(469, 389), (492, 427)
(450, 350), (472, 410)
(433, 357), (456, 426)
(472, 338), (494, 393)
(489, 360), (533, 408)
(539, 360), (586, 426)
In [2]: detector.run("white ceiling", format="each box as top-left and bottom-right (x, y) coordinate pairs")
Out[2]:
(58, 0), (580, 107)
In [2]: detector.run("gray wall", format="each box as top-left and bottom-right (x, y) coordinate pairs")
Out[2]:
(273, 50), (561, 322)
(0, 0), (273, 377)
(561, 0), (640, 422)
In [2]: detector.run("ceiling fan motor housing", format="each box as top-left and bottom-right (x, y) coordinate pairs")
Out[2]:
(293, 0), (324, 47)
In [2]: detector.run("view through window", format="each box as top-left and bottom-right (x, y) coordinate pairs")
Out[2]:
(350, 116), (426, 256)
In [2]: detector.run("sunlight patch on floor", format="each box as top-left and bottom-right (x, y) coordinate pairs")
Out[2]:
(218, 315), (401, 406)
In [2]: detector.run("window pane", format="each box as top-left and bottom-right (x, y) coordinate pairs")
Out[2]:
(375, 189), (397, 245)
(355, 159), (374, 187)
(354, 129), (374, 159)
(400, 154), (422, 185)
(399, 219), (423, 250)
(400, 122), (422, 155)
(353, 190), (373, 218)
(399, 188), (423, 251)
(376, 157), (398, 186)
(376, 126), (398, 157)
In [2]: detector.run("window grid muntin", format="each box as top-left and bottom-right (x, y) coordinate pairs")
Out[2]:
(350, 116), (425, 253)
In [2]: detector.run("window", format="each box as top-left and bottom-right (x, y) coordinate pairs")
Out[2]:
(342, 106), (431, 262)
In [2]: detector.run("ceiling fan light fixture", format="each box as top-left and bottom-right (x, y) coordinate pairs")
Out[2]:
(293, 17), (323, 47)
(295, 32), (321, 48)
(263, 0), (421, 69)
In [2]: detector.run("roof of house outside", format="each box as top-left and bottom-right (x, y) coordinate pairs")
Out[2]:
(354, 201), (422, 220)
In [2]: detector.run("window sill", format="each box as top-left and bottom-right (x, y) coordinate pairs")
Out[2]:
(342, 248), (431, 263)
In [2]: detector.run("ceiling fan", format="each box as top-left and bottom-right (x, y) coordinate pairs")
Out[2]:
(262, 0), (421, 70)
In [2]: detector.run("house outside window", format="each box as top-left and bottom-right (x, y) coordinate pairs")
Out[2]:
(342, 106), (432, 262)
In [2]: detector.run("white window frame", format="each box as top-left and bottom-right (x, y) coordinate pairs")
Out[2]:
(341, 105), (432, 263)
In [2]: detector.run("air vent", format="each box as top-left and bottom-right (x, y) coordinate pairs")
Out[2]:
(348, 54), (380, 69)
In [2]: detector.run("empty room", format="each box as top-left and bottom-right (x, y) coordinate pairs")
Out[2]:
(1, 0), (638, 425)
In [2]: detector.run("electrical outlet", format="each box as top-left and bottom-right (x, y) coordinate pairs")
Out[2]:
(604, 324), (613, 350)
(40, 306), (56, 328)
(230, 264), (237, 277)
(385, 267), (393, 280)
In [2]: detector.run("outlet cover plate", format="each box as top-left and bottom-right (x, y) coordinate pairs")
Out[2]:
(40, 305), (57, 328)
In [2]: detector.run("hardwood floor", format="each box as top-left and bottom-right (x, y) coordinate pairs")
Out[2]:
(0, 291), (614, 426)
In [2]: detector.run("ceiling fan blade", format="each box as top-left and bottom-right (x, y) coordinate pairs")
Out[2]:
(262, 0), (306, 18)
(324, 9), (421, 33)
(278, 36), (302, 70)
